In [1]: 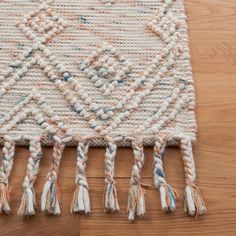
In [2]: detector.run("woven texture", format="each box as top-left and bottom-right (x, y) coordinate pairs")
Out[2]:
(0, 0), (207, 220)
(0, 0), (196, 147)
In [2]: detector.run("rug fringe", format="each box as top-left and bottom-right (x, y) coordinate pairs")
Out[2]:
(18, 138), (42, 216)
(0, 137), (15, 214)
(41, 140), (64, 215)
(160, 183), (179, 212)
(0, 182), (11, 214)
(153, 137), (178, 212)
(71, 184), (90, 214)
(103, 140), (119, 213)
(0, 136), (207, 220)
(127, 139), (146, 221)
(18, 187), (36, 216)
(127, 184), (145, 221)
(103, 181), (119, 213)
(71, 141), (91, 214)
(184, 184), (206, 217)
(41, 178), (61, 215)
(181, 138), (206, 217)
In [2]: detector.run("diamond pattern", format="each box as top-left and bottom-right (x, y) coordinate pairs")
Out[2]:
(0, 0), (195, 146)
(80, 43), (132, 96)
(16, 5), (67, 43)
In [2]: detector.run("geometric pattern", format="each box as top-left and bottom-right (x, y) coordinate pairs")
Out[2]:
(80, 43), (133, 96)
(0, 0), (197, 146)
(0, 0), (206, 221)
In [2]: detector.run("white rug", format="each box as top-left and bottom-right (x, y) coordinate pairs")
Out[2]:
(0, 0), (206, 221)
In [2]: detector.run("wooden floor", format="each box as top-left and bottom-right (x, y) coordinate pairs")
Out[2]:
(0, 0), (236, 235)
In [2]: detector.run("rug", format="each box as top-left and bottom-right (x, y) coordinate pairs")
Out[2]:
(0, 0), (206, 220)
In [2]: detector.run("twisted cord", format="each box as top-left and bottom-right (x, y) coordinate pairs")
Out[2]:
(153, 138), (166, 188)
(0, 138), (15, 214)
(131, 140), (145, 186)
(18, 137), (42, 215)
(180, 138), (206, 216)
(181, 139), (196, 184)
(1, 138), (15, 179)
(71, 140), (91, 214)
(153, 137), (178, 212)
(103, 140), (119, 212)
(75, 141), (90, 190)
(49, 141), (65, 180)
(41, 139), (65, 215)
(127, 139), (145, 221)
(105, 141), (117, 184)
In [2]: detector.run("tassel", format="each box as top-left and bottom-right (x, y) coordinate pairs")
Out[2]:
(153, 138), (178, 212)
(103, 181), (119, 213)
(184, 183), (206, 216)
(103, 140), (119, 213)
(41, 140), (64, 215)
(18, 187), (36, 216)
(71, 184), (90, 214)
(0, 181), (11, 214)
(41, 177), (61, 215)
(71, 141), (91, 214)
(18, 138), (42, 216)
(127, 139), (145, 221)
(181, 138), (206, 217)
(159, 183), (179, 212)
(0, 137), (15, 214)
(127, 183), (145, 221)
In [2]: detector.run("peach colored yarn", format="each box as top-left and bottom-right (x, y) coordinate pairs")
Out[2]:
(0, 0), (206, 221)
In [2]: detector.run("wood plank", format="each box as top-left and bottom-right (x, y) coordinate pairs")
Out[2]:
(80, 178), (236, 236)
(186, 0), (236, 31)
(0, 142), (236, 235)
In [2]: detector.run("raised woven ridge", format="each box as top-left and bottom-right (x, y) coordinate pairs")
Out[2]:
(0, 0), (196, 147)
(0, 0), (206, 220)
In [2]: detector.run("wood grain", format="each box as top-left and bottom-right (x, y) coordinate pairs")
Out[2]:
(0, 0), (236, 235)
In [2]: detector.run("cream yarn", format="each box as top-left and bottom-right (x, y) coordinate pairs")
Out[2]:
(0, 0), (206, 221)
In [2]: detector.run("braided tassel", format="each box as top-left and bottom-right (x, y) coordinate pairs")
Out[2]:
(153, 138), (178, 212)
(18, 137), (42, 216)
(41, 140), (65, 215)
(181, 139), (206, 217)
(127, 139), (145, 221)
(71, 141), (91, 214)
(103, 140), (119, 213)
(0, 137), (15, 214)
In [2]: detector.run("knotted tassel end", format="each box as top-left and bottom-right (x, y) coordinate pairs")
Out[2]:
(18, 187), (36, 216)
(184, 184), (206, 217)
(41, 180), (61, 215)
(160, 183), (179, 213)
(0, 182), (11, 214)
(71, 184), (90, 214)
(127, 184), (145, 222)
(103, 181), (119, 213)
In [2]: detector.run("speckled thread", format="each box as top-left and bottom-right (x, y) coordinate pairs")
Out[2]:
(0, 0), (205, 221)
